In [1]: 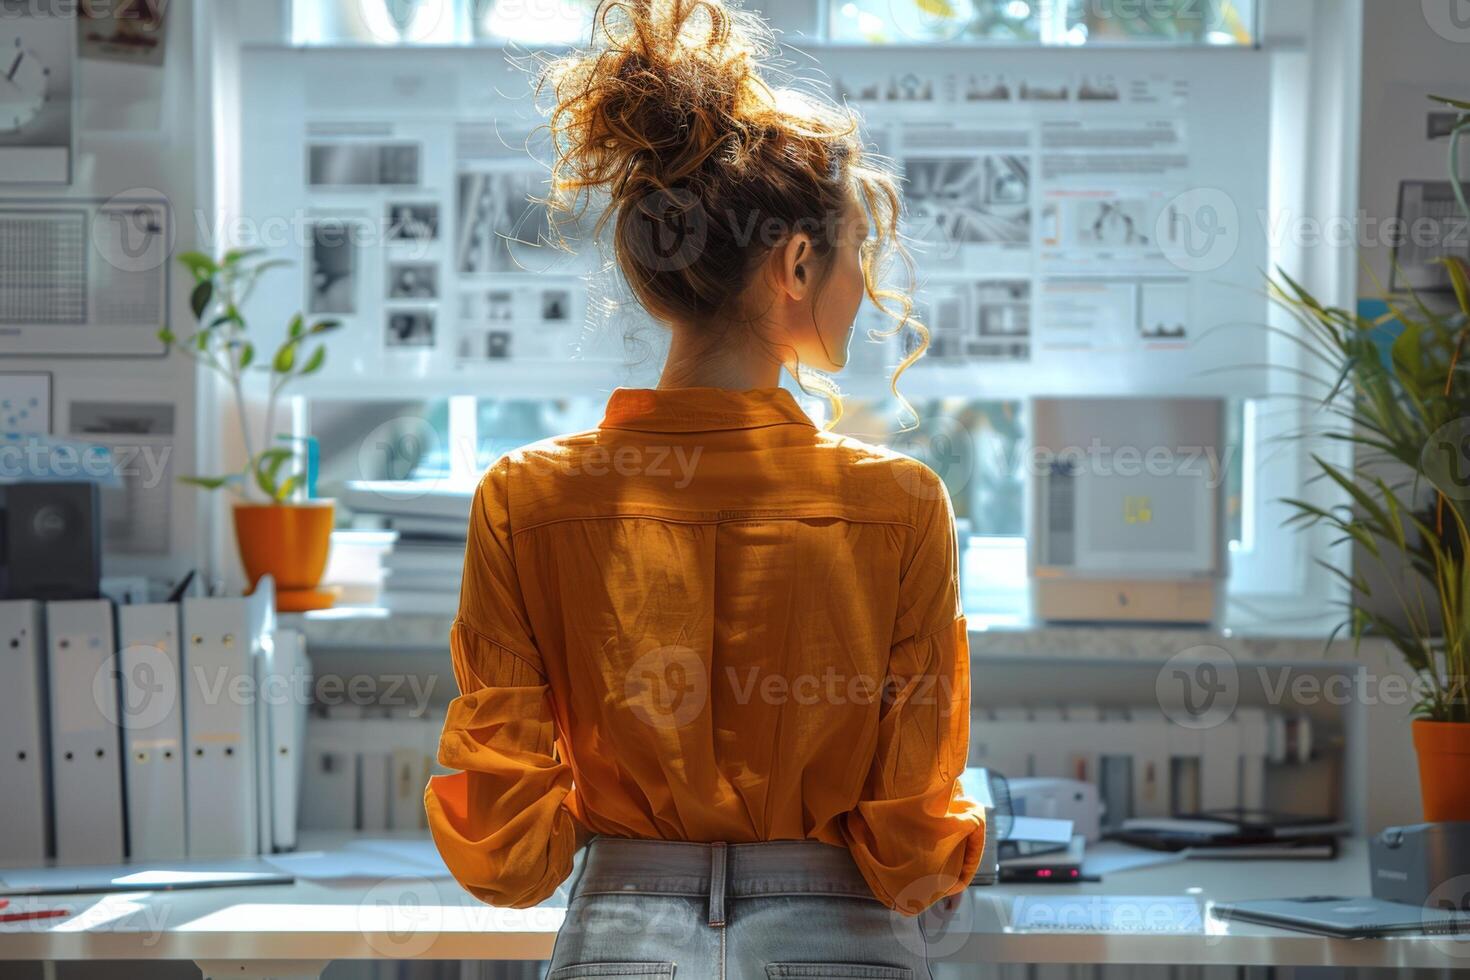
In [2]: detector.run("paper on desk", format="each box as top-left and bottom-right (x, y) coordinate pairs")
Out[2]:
(0, 860), (289, 896)
(345, 838), (452, 877)
(1010, 895), (1203, 934)
(263, 839), (452, 881)
(1081, 842), (1186, 877)
(262, 850), (427, 882)
(1005, 816), (1074, 846)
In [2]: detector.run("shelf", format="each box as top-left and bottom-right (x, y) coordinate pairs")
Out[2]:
(289, 605), (1366, 664)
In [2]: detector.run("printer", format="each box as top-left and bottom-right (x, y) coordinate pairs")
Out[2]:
(1370, 822), (1470, 906)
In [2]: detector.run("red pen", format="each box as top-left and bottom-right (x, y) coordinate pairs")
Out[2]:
(0, 908), (71, 924)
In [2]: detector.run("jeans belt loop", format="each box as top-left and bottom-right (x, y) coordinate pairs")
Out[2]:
(708, 841), (728, 928)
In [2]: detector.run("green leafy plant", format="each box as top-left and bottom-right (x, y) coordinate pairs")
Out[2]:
(161, 249), (339, 503)
(1276, 94), (1470, 722)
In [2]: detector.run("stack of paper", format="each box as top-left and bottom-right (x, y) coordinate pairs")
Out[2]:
(343, 482), (471, 614)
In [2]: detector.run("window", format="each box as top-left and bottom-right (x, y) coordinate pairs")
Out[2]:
(292, 0), (597, 46)
(474, 398), (606, 468)
(273, 0), (1309, 621)
(291, 0), (1257, 47)
(309, 398), (453, 511)
(831, 397), (1025, 537)
(828, 0), (1259, 46)
(831, 397), (1028, 625)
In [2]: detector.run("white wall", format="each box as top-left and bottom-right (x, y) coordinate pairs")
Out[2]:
(4, 4), (210, 593)
(1349, 0), (1470, 831)
(1358, 0), (1470, 296)
(192, 0), (292, 589)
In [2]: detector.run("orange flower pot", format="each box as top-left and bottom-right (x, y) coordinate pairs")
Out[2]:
(233, 501), (336, 612)
(1413, 719), (1470, 822)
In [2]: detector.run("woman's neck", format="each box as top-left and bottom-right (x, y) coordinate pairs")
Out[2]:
(658, 323), (783, 391)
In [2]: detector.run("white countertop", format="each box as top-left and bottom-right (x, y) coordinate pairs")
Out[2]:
(2, 839), (1467, 972)
(287, 606), (1367, 664)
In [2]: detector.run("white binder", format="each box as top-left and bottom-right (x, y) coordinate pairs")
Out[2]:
(1199, 716), (1238, 811)
(253, 634), (273, 857)
(45, 600), (124, 866)
(118, 603), (187, 860)
(976, 706), (1033, 778)
(1236, 706), (1269, 810)
(1026, 706), (1068, 778)
(262, 627), (307, 853)
(300, 708), (359, 831)
(181, 581), (275, 858)
(389, 747), (425, 830)
(1061, 702), (1104, 784)
(0, 601), (50, 866)
(1128, 707), (1173, 818)
(360, 750), (391, 831)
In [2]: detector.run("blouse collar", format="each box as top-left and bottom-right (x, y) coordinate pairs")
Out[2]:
(600, 387), (816, 433)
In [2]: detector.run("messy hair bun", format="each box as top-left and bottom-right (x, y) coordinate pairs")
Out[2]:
(540, 0), (925, 419)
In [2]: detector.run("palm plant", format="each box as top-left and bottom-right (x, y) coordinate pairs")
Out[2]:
(1276, 94), (1470, 723)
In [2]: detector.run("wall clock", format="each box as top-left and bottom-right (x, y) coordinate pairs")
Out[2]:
(0, 35), (49, 135)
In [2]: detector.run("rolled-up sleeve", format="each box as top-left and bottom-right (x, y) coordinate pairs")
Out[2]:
(424, 457), (577, 908)
(842, 466), (986, 915)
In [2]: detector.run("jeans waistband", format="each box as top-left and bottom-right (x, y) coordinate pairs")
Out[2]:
(574, 838), (875, 926)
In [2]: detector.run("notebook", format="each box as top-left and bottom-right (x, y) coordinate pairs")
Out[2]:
(1212, 896), (1470, 938)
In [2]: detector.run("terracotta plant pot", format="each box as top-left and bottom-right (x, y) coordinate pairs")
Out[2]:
(1413, 719), (1470, 822)
(233, 501), (336, 612)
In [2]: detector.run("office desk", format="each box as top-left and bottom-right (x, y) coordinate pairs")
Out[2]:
(2, 840), (1467, 978)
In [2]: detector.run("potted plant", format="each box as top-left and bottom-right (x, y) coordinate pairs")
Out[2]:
(162, 248), (341, 612)
(1277, 94), (1470, 821)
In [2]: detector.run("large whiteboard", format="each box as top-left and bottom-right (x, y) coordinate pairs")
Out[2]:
(238, 45), (1270, 400)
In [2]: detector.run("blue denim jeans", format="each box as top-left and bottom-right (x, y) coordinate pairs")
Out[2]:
(548, 838), (936, 980)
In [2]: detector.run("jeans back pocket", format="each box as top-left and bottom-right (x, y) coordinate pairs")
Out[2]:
(550, 963), (676, 980)
(766, 965), (912, 980)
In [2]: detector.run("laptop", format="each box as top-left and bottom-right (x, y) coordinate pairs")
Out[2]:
(1212, 895), (1470, 938)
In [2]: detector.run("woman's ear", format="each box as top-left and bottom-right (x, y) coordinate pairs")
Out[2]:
(771, 233), (813, 302)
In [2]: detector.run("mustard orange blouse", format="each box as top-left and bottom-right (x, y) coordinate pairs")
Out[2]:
(425, 386), (985, 915)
